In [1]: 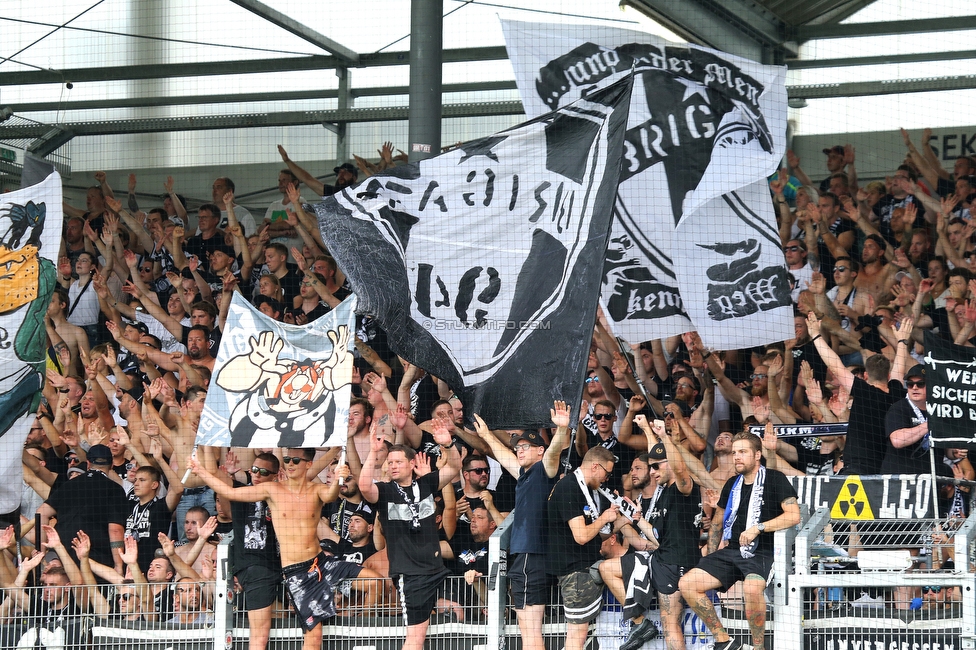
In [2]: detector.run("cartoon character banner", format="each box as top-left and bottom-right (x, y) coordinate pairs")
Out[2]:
(502, 20), (793, 349)
(0, 171), (61, 516)
(314, 78), (632, 429)
(196, 292), (356, 448)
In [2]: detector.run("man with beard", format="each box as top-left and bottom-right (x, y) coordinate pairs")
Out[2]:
(597, 449), (660, 648)
(782, 238), (814, 301)
(443, 505), (497, 616)
(680, 433), (800, 650)
(278, 146), (359, 197)
(850, 233), (897, 301)
(455, 455), (500, 531)
(320, 463), (368, 543)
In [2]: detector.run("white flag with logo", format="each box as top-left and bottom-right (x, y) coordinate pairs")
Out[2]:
(503, 20), (792, 348)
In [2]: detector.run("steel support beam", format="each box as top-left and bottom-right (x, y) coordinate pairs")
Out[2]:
(227, 0), (359, 64)
(788, 49), (976, 70)
(0, 102), (525, 139)
(8, 81), (519, 113)
(796, 15), (976, 41)
(787, 75), (976, 100)
(622, 0), (780, 62)
(0, 46), (509, 87)
(408, 0), (442, 162)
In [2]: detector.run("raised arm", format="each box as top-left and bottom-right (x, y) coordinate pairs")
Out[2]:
(807, 312), (854, 393)
(278, 145), (325, 196)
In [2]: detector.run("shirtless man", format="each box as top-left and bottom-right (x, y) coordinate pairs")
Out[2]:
(45, 287), (90, 375)
(190, 448), (380, 650)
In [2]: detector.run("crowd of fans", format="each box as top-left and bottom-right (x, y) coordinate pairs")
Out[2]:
(1, 131), (974, 650)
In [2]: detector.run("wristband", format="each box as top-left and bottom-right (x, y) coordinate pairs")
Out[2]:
(899, 340), (911, 346)
(701, 351), (712, 360)
(810, 335), (821, 343)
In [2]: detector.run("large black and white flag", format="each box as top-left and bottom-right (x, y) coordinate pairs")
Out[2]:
(314, 78), (632, 429)
(924, 330), (976, 448)
(503, 20), (792, 349)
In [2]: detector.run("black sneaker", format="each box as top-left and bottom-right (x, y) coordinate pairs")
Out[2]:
(713, 639), (742, 650)
(619, 618), (659, 650)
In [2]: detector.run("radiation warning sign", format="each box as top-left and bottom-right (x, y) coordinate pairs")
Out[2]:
(829, 476), (875, 520)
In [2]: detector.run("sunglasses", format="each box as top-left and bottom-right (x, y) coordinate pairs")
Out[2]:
(922, 586), (943, 594)
(833, 266), (849, 273)
(250, 466), (274, 477)
(585, 377), (600, 383)
(906, 380), (926, 388)
(119, 593), (137, 601)
(593, 413), (614, 420)
(281, 456), (305, 465)
(750, 374), (768, 380)
(466, 467), (489, 475)
(648, 461), (667, 470)
(783, 245), (801, 252)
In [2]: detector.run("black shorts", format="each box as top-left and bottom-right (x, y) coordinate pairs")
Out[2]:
(650, 553), (691, 596)
(236, 564), (282, 611)
(507, 553), (549, 609)
(282, 552), (362, 631)
(395, 569), (450, 627)
(694, 547), (774, 592)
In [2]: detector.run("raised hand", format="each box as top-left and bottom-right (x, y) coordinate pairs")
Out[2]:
(550, 400), (570, 428)
(414, 451), (432, 477)
(119, 535), (139, 565)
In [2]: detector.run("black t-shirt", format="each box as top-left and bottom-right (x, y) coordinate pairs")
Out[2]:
(649, 482), (703, 568)
(276, 267), (302, 306)
(790, 341), (828, 388)
(882, 398), (930, 475)
(230, 480), (280, 576)
(321, 498), (364, 541)
(180, 324), (221, 358)
(125, 496), (173, 574)
(546, 471), (609, 576)
(790, 437), (836, 476)
(374, 471), (445, 576)
(509, 461), (557, 555)
(183, 233), (226, 270)
(449, 533), (489, 576)
(717, 468), (797, 557)
(334, 538), (377, 566)
(45, 470), (129, 567)
(844, 378), (906, 475)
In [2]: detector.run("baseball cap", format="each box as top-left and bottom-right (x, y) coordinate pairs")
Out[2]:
(647, 443), (667, 461)
(864, 234), (887, 251)
(350, 504), (375, 524)
(822, 145), (845, 156)
(67, 466), (86, 477)
(208, 245), (237, 260)
(906, 364), (926, 379)
(122, 384), (144, 403)
(334, 162), (359, 178)
(87, 444), (113, 465)
(511, 431), (546, 448)
(169, 216), (185, 228)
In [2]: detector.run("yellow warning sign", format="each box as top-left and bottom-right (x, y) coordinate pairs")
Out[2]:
(830, 476), (875, 520)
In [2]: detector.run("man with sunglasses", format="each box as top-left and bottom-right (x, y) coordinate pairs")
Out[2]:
(223, 451), (281, 650)
(190, 448), (376, 650)
(547, 445), (621, 650)
(882, 365), (931, 475)
(782, 239), (813, 301)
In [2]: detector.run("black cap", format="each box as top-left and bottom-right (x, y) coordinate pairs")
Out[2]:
(906, 364), (926, 380)
(208, 245), (236, 260)
(511, 431), (546, 449)
(647, 443), (667, 461)
(87, 444), (112, 465)
(334, 162), (359, 178)
(350, 504), (375, 524)
(823, 145), (845, 156)
(122, 384), (144, 403)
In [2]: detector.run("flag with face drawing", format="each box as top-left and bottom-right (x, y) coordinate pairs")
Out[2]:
(0, 171), (61, 517)
(313, 78), (633, 429)
(503, 20), (792, 349)
(196, 293), (357, 448)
